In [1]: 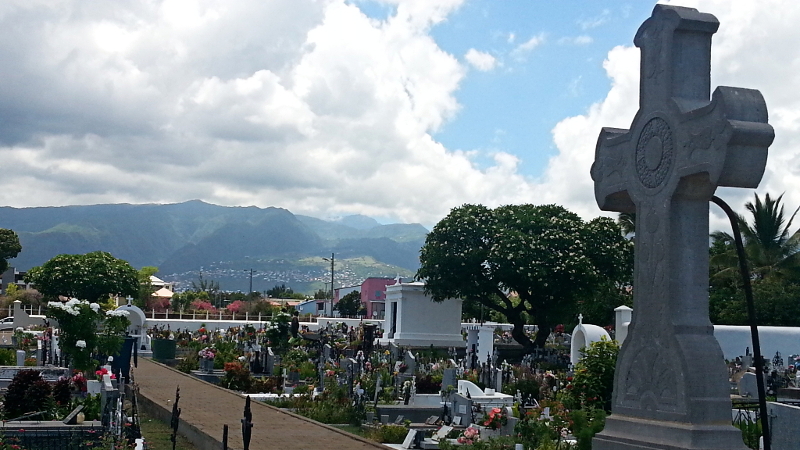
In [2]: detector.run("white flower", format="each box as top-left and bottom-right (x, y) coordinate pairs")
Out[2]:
(75, 340), (87, 349)
(106, 309), (130, 317)
(89, 303), (100, 312)
(15, 327), (23, 332)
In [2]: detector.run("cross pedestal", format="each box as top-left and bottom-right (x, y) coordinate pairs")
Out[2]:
(590, 6), (773, 450)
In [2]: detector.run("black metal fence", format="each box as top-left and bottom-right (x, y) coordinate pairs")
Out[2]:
(0, 426), (106, 449)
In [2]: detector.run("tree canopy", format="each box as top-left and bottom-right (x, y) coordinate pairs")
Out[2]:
(266, 283), (305, 300)
(0, 229), (21, 273)
(416, 204), (632, 349)
(26, 251), (139, 303)
(710, 193), (800, 326)
(334, 291), (363, 317)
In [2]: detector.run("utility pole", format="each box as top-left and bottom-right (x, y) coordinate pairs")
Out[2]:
(329, 254), (335, 316)
(248, 269), (254, 295)
(323, 253), (335, 316)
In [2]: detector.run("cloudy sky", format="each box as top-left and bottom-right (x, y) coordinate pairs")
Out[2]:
(1, 0), (798, 229)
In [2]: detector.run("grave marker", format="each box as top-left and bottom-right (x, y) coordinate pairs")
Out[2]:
(591, 5), (773, 450)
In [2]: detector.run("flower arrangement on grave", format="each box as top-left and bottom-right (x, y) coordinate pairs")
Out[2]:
(456, 426), (480, 445)
(482, 407), (508, 430)
(95, 367), (116, 381)
(12, 327), (32, 350)
(198, 347), (216, 360)
(222, 361), (252, 391)
(72, 371), (87, 393)
(515, 399), (573, 446)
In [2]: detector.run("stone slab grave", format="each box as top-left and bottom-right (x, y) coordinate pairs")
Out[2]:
(768, 402), (800, 450)
(590, 5), (773, 450)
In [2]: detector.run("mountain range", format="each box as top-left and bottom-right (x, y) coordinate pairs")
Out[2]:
(0, 200), (428, 293)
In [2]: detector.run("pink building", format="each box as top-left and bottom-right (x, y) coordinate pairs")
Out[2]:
(332, 277), (401, 318)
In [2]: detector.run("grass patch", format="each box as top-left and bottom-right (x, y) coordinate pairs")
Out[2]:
(331, 424), (368, 438)
(138, 409), (199, 450)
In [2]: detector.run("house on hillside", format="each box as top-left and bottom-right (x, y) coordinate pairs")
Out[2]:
(150, 276), (174, 292)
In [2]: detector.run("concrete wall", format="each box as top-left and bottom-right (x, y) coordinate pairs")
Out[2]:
(713, 325), (800, 364)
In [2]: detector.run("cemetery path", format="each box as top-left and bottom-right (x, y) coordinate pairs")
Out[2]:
(133, 358), (390, 450)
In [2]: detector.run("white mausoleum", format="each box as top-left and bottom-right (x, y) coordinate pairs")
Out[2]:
(379, 281), (465, 348)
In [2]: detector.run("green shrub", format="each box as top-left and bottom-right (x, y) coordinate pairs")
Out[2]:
(563, 337), (619, 412)
(735, 417), (762, 450)
(53, 378), (71, 406)
(3, 370), (52, 420)
(249, 376), (280, 394)
(439, 435), (519, 450)
(176, 352), (199, 373)
(0, 349), (15, 365)
(570, 408), (607, 450)
(503, 376), (540, 402)
(81, 394), (101, 421)
(367, 425), (409, 444)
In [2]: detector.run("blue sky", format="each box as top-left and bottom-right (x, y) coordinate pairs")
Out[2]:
(424, 1), (653, 176)
(0, 0), (798, 229)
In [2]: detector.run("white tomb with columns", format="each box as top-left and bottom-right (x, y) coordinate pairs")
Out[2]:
(379, 281), (465, 348)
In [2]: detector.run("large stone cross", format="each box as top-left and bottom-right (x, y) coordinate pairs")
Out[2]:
(590, 6), (773, 450)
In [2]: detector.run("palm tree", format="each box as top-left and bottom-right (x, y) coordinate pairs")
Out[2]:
(711, 193), (800, 280)
(617, 212), (636, 237)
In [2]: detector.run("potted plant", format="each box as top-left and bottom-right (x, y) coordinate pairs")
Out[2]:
(151, 327), (176, 361)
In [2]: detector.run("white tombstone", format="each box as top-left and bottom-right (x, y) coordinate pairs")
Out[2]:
(570, 315), (611, 365)
(379, 281), (465, 348)
(614, 305), (633, 345)
(456, 380), (513, 408)
(115, 301), (149, 350)
(463, 324), (495, 367)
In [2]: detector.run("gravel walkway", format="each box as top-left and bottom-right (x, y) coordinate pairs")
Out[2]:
(133, 357), (390, 450)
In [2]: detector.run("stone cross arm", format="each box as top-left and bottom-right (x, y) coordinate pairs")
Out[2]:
(591, 84), (774, 213)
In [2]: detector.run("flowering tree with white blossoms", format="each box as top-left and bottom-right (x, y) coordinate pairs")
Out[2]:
(417, 204), (633, 349)
(48, 299), (130, 373)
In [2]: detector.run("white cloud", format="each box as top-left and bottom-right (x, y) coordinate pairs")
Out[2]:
(464, 48), (497, 71)
(577, 9), (610, 30)
(558, 35), (593, 45)
(0, 0), (543, 226)
(510, 33), (545, 60)
(544, 0), (800, 232)
(3, 0), (798, 232)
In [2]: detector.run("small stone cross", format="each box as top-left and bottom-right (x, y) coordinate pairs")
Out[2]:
(591, 5), (773, 450)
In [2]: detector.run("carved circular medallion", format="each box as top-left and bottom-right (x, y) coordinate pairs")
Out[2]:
(635, 117), (673, 189)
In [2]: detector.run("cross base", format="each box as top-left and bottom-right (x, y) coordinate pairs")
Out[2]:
(593, 415), (749, 450)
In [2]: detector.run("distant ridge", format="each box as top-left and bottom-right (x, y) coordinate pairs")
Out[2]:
(0, 201), (427, 292)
